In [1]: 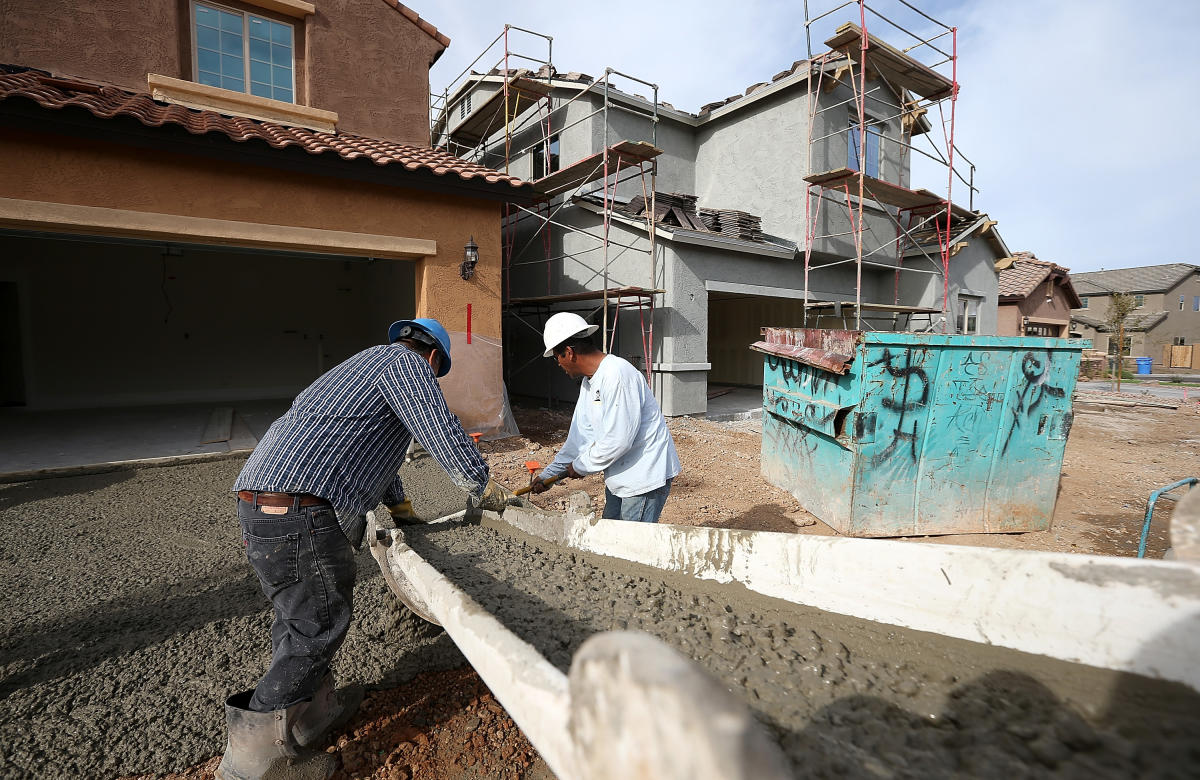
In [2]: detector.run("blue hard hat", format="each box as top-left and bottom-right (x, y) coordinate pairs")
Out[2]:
(387, 317), (453, 377)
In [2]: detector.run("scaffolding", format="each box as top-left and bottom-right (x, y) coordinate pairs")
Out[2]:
(430, 26), (663, 389)
(801, 0), (976, 331)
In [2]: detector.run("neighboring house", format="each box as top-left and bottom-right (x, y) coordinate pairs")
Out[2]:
(436, 27), (1006, 416)
(995, 252), (1081, 337)
(1070, 264), (1200, 371)
(0, 2), (534, 413)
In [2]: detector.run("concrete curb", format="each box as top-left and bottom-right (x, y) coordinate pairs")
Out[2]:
(373, 521), (578, 778)
(496, 505), (1200, 693)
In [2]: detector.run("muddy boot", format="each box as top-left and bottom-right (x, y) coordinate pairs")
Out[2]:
(292, 672), (364, 748)
(216, 690), (337, 780)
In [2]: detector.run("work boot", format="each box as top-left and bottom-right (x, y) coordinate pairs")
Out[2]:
(215, 690), (337, 780)
(292, 672), (364, 748)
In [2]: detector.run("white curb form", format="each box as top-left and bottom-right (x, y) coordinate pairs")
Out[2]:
(498, 503), (1200, 693)
(369, 518), (578, 778)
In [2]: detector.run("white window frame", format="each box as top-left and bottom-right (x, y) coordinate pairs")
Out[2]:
(191, 0), (296, 103)
(848, 115), (885, 180)
(958, 294), (982, 335)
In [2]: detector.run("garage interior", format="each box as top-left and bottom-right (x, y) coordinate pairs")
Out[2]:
(0, 231), (416, 472)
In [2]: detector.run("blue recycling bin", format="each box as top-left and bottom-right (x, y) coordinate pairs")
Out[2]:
(1135, 357), (1153, 375)
(753, 329), (1090, 537)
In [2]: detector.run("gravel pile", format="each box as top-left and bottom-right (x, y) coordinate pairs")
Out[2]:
(0, 459), (463, 779)
(404, 520), (1200, 778)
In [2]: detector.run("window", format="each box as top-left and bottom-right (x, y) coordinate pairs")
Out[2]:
(1134, 294), (1145, 307)
(1182, 295), (1187, 311)
(1194, 296), (1199, 312)
(1108, 336), (1133, 355)
(958, 295), (981, 335)
(1080, 297), (1089, 308)
(1025, 323), (1060, 337)
(458, 93), (472, 120)
(848, 120), (884, 179)
(532, 134), (560, 179)
(194, 2), (294, 102)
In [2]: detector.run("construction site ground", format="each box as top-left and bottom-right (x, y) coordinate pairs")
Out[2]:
(1, 396), (1197, 779)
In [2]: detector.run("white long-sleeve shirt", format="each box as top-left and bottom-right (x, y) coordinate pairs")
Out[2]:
(541, 354), (681, 498)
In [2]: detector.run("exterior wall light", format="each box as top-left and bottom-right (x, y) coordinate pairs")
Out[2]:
(460, 236), (479, 280)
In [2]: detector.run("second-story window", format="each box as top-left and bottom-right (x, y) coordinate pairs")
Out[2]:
(958, 294), (981, 335)
(1134, 294), (1145, 308)
(848, 119), (883, 179)
(532, 134), (560, 179)
(1080, 297), (1089, 308)
(194, 2), (294, 103)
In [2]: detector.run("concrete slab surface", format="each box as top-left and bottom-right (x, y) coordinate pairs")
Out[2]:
(0, 399), (290, 476)
(701, 385), (762, 422)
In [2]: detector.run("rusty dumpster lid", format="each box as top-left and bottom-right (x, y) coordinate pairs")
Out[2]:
(749, 327), (860, 375)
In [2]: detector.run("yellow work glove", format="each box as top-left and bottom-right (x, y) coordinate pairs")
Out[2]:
(388, 500), (416, 524)
(478, 479), (520, 512)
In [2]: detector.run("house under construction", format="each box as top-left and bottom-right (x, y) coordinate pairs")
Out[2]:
(431, 3), (1012, 417)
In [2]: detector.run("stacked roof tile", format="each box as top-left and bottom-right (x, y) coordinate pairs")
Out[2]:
(0, 65), (533, 191)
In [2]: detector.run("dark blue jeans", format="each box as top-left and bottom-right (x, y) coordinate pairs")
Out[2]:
(601, 479), (673, 523)
(237, 496), (357, 712)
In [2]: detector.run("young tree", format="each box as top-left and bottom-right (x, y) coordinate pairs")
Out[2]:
(1105, 292), (1141, 392)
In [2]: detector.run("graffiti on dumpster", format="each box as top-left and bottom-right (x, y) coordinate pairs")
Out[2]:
(867, 348), (929, 465)
(1002, 350), (1065, 454)
(766, 354), (838, 397)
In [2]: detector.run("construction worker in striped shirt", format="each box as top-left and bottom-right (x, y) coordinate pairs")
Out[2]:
(219, 317), (517, 780)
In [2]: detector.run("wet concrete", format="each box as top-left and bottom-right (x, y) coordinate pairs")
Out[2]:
(0, 460), (461, 779)
(404, 520), (1200, 778)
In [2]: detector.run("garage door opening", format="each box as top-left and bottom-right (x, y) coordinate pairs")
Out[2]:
(706, 291), (810, 420)
(0, 231), (416, 473)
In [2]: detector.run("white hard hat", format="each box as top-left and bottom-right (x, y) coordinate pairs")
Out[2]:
(542, 312), (600, 357)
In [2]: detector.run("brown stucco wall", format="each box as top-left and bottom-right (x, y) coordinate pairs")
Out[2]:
(306, 0), (442, 145)
(0, 0), (440, 144)
(0, 0), (183, 91)
(996, 303), (1021, 337)
(0, 129), (502, 338)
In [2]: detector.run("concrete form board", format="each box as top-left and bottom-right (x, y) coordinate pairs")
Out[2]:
(760, 332), (1086, 536)
(496, 507), (1200, 694)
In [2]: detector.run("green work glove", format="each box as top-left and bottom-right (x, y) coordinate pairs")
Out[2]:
(478, 479), (520, 512)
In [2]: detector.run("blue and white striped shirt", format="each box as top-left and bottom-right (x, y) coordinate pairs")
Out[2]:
(235, 344), (489, 516)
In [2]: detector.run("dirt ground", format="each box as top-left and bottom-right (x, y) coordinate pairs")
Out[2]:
(115, 394), (1200, 780)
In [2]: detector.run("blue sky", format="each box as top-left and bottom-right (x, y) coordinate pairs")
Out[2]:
(427, 1), (1200, 273)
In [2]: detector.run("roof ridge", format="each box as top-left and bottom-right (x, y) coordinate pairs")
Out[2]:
(379, 1), (450, 49)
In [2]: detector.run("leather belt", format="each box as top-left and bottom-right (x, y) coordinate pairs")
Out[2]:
(238, 490), (328, 508)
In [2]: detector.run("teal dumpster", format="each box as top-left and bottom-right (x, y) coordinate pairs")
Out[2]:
(1135, 357), (1153, 375)
(751, 329), (1090, 537)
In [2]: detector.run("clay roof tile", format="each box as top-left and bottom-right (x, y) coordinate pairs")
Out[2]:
(0, 65), (532, 193)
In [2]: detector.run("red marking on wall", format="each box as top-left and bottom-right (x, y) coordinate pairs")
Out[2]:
(467, 303), (472, 344)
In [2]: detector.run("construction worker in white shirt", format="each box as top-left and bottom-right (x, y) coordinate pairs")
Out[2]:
(531, 312), (681, 523)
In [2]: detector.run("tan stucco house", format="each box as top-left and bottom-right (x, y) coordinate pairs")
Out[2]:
(1070, 263), (1200, 371)
(996, 252), (1081, 338)
(0, 1), (534, 414)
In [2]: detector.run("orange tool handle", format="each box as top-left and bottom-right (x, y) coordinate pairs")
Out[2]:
(513, 474), (563, 496)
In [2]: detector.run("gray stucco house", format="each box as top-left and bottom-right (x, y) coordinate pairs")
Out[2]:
(435, 28), (1008, 416)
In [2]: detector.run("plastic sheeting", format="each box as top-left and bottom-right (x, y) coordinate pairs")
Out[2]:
(437, 331), (520, 440)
